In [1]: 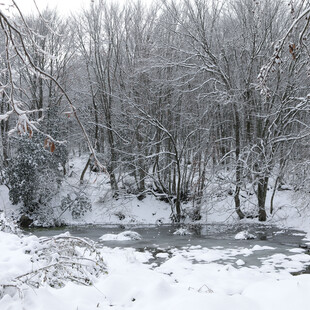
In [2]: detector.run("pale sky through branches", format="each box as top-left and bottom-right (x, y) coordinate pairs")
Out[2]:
(5, 0), (135, 15)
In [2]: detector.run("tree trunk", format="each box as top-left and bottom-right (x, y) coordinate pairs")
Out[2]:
(234, 185), (244, 219)
(80, 155), (91, 184)
(106, 131), (118, 193)
(173, 150), (182, 222)
(233, 103), (245, 220)
(270, 176), (278, 214)
(257, 176), (268, 221)
(105, 97), (118, 193)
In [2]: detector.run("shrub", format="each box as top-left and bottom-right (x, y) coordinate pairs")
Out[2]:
(6, 134), (66, 216)
(60, 192), (92, 219)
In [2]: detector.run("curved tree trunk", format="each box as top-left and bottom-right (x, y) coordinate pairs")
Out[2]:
(270, 176), (278, 214)
(80, 155), (91, 184)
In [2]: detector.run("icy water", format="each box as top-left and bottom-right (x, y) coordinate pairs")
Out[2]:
(25, 224), (310, 272)
(25, 223), (307, 249)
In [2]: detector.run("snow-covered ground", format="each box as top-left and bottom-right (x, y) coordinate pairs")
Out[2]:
(0, 225), (310, 310)
(1, 154), (310, 309)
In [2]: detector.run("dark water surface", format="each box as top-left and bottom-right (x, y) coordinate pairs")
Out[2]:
(24, 223), (308, 254)
(23, 224), (310, 272)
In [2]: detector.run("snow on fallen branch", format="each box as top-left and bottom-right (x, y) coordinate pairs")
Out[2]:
(0, 232), (107, 299)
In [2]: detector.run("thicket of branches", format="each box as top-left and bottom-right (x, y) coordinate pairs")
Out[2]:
(0, 212), (106, 297)
(1, 0), (310, 222)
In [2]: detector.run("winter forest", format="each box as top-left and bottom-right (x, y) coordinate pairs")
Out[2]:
(2, 0), (310, 225)
(1, 0), (310, 309)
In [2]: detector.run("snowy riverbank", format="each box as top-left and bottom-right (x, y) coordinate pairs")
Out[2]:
(1, 219), (310, 310)
(1, 154), (310, 309)
(2, 153), (310, 235)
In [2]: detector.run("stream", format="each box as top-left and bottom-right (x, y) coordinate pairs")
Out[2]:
(24, 223), (310, 273)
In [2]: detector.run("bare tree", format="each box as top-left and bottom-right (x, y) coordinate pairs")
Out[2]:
(0, 1), (105, 171)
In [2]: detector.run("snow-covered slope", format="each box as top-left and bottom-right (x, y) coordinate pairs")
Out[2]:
(1, 153), (310, 237)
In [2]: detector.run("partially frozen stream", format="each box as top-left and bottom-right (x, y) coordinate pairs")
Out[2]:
(25, 224), (310, 273)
